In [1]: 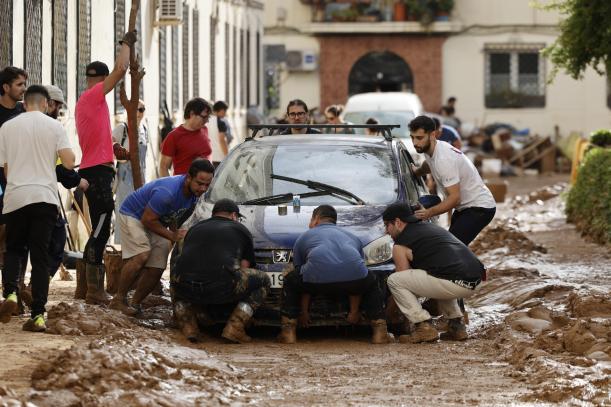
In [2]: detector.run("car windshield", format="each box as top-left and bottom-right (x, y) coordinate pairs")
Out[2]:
(343, 111), (415, 138)
(209, 143), (398, 205)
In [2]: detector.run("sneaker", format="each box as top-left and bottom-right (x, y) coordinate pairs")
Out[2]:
(0, 293), (18, 323)
(399, 320), (439, 343)
(23, 314), (46, 332)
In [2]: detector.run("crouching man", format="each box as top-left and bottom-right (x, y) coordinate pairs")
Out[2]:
(109, 159), (214, 315)
(382, 202), (485, 343)
(170, 199), (270, 343)
(278, 205), (392, 344)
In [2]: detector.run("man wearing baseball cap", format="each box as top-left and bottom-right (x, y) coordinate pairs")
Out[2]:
(44, 85), (65, 120)
(382, 202), (486, 343)
(170, 198), (270, 343)
(74, 30), (135, 305)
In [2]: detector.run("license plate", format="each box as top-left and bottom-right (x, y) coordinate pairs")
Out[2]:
(268, 272), (284, 288)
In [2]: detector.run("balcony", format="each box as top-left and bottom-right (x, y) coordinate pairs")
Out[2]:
(301, 20), (462, 34)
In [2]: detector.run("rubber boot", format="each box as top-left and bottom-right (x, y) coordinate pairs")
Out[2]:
(85, 264), (110, 306)
(221, 303), (253, 343)
(371, 319), (394, 344)
(74, 259), (87, 300)
(277, 316), (297, 344)
(440, 317), (468, 341)
(399, 320), (438, 344)
(174, 301), (200, 343)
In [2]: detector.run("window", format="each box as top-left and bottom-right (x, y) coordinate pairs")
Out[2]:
(241, 28), (246, 108)
(25, 0), (43, 85)
(172, 26), (179, 112)
(256, 32), (261, 106)
(182, 3), (190, 104)
(0, 1), (12, 67)
(192, 9), (199, 96)
(159, 28), (167, 110)
(232, 26), (237, 107)
(136, 6), (143, 99)
(52, 0), (68, 101)
(246, 29), (251, 106)
(210, 16), (216, 101)
(114, 0), (125, 113)
(225, 23), (230, 104)
(76, 0), (91, 98)
(485, 44), (545, 108)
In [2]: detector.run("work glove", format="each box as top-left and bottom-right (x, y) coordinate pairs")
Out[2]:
(119, 30), (137, 47)
(113, 143), (130, 161)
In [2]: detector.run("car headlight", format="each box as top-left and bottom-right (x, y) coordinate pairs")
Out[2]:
(363, 235), (394, 266)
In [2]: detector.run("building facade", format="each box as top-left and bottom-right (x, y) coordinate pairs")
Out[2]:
(1, 0), (264, 180)
(264, 0), (610, 137)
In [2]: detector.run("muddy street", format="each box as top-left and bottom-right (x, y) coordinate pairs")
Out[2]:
(1, 174), (610, 406)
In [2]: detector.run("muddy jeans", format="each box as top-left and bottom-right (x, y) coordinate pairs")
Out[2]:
(387, 269), (476, 324)
(172, 268), (271, 310)
(280, 269), (385, 320)
(79, 165), (115, 265)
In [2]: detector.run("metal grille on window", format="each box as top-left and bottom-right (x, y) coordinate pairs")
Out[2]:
(246, 29), (251, 106)
(52, 0), (68, 101)
(182, 3), (189, 104)
(172, 26), (179, 111)
(225, 23), (230, 104)
(241, 29), (246, 108)
(192, 9), (199, 96)
(0, 1), (12, 67)
(114, 0), (125, 113)
(210, 16), (216, 101)
(256, 32), (261, 105)
(136, 6), (143, 99)
(159, 28), (167, 111)
(488, 53), (511, 95)
(77, 0), (91, 98)
(25, 0), (43, 85)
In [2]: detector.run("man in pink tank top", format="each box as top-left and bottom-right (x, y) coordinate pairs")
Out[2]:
(74, 30), (135, 306)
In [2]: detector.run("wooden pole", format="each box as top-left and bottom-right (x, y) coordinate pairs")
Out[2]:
(120, 0), (145, 190)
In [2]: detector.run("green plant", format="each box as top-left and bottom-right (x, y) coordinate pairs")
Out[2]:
(589, 129), (611, 147)
(404, 0), (424, 19)
(436, 0), (454, 13)
(566, 147), (611, 245)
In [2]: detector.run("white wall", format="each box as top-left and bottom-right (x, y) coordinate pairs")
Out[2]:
(453, 0), (560, 26)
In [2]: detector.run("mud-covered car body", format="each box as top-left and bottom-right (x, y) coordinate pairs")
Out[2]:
(175, 125), (428, 325)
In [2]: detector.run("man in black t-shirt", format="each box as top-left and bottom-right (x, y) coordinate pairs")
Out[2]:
(171, 199), (270, 343)
(382, 202), (485, 343)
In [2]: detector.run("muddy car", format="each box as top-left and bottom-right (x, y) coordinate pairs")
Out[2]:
(176, 125), (428, 325)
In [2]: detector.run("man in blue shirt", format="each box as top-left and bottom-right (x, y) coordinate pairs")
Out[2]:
(109, 159), (214, 315)
(278, 205), (392, 344)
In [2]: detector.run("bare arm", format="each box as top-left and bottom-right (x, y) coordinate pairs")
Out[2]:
(412, 161), (431, 177)
(452, 138), (463, 150)
(58, 148), (76, 170)
(141, 206), (185, 241)
(415, 183), (460, 219)
(218, 132), (229, 157)
(103, 43), (130, 95)
(392, 244), (412, 272)
(159, 154), (173, 177)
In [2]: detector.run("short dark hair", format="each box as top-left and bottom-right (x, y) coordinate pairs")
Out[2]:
(24, 85), (50, 103)
(184, 97), (212, 120)
(312, 205), (337, 224)
(187, 158), (215, 178)
(213, 100), (228, 112)
(441, 106), (455, 116)
(431, 117), (441, 130)
(408, 115), (436, 134)
(286, 99), (308, 114)
(382, 202), (419, 224)
(447, 96), (456, 103)
(366, 117), (379, 133)
(324, 104), (343, 117)
(0, 67), (27, 95)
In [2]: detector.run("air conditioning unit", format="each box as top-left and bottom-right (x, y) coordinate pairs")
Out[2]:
(155, 0), (182, 26)
(285, 50), (318, 71)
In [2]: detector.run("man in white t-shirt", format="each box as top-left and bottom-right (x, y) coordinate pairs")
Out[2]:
(410, 115), (496, 246)
(0, 85), (75, 332)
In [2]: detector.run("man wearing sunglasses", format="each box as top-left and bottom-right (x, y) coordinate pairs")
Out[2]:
(281, 99), (321, 135)
(160, 98), (212, 177)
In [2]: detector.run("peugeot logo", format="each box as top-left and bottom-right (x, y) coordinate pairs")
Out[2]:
(273, 250), (291, 263)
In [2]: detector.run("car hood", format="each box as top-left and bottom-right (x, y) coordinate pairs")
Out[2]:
(187, 202), (387, 249)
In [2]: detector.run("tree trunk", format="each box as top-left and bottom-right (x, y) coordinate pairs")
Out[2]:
(119, 0), (145, 190)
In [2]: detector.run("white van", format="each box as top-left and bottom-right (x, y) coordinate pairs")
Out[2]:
(342, 92), (424, 160)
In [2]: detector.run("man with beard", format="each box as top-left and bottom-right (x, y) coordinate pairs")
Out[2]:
(409, 115), (496, 246)
(281, 99), (321, 135)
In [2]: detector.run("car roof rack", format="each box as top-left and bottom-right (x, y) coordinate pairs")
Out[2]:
(247, 124), (400, 142)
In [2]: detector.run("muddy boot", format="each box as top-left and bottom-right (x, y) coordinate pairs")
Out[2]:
(277, 316), (297, 344)
(371, 319), (394, 344)
(221, 303), (253, 344)
(109, 295), (139, 317)
(0, 292), (18, 323)
(440, 317), (468, 341)
(174, 301), (200, 343)
(399, 320), (438, 344)
(85, 264), (111, 306)
(74, 259), (87, 300)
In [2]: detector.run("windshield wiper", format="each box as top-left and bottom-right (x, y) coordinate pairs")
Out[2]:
(241, 193), (293, 205)
(271, 174), (365, 205)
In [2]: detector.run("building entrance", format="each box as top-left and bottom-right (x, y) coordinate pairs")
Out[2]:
(348, 51), (414, 95)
